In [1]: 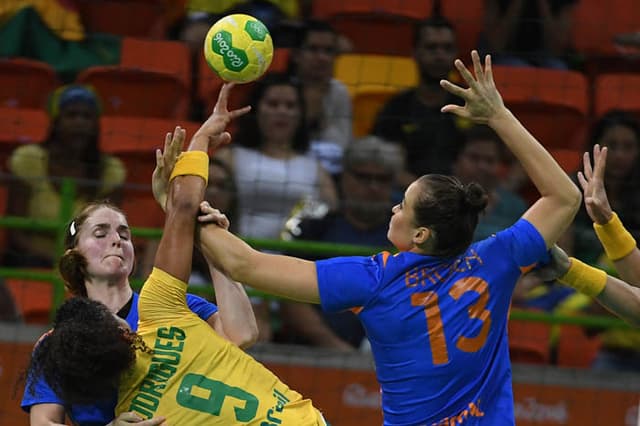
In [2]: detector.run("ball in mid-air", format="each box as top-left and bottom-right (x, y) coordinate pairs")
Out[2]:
(204, 14), (274, 84)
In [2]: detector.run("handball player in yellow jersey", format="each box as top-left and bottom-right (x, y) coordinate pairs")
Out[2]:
(26, 84), (328, 425)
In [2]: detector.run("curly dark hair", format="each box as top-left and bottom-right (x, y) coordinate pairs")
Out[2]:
(26, 297), (139, 405)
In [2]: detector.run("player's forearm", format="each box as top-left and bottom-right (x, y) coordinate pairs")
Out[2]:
(613, 249), (640, 287)
(596, 276), (640, 327)
(208, 265), (258, 348)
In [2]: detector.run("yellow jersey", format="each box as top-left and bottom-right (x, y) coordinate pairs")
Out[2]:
(116, 268), (324, 425)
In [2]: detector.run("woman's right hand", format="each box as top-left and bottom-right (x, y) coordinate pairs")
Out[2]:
(440, 50), (507, 125)
(577, 144), (613, 225)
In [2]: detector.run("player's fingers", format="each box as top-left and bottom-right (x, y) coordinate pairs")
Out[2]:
(117, 411), (143, 422)
(593, 145), (608, 179)
(440, 104), (469, 118)
(454, 58), (480, 92)
(140, 417), (166, 426)
(582, 151), (593, 179)
(484, 54), (494, 85)
(155, 149), (163, 168)
(229, 105), (251, 120)
(440, 80), (467, 99)
(163, 131), (172, 154)
(471, 50), (484, 83)
(216, 83), (236, 112)
(577, 171), (588, 192)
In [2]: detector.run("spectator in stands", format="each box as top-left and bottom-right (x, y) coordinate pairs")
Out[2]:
(215, 73), (337, 342)
(372, 16), (467, 188)
(452, 125), (528, 242)
(4, 84), (125, 268)
(278, 135), (402, 351)
(568, 110), (640, 266)
(216, 72), (338, 240)
(288, 19), (353, 176)
(478, 0), (578, 69)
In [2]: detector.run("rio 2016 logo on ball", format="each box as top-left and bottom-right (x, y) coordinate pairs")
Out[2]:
(204, 14), (274, 84)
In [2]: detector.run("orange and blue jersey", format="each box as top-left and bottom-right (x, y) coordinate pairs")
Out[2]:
(316, 218), (548, 425)
(21, 292), (218, 426)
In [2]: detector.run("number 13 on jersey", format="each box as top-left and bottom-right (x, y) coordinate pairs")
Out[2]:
(411, 276), (492, 365)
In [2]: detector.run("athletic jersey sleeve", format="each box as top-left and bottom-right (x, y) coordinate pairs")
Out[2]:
(494, 218), (549, 269)
(185, 293), (218, 321)
(316, 253), (387, 313)
(21, 332), (61, 411)
(138, 267), (192, 324)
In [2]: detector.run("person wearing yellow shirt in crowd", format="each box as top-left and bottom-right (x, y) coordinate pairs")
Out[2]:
(5, 84), (125, 268)
(25, 83), (327, 425)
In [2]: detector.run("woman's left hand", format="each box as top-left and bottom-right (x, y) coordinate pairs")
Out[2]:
(198, 201), (230, 230)
(152, 126), (185, 211)
(440, 50), (507, 125)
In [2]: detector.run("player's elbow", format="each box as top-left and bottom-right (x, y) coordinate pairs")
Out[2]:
(235, 322), (259, 349)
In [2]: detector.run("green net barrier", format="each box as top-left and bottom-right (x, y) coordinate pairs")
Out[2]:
(0, 178), (631, 330)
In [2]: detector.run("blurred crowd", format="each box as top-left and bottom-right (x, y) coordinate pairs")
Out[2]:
(1, 0), (640, 372)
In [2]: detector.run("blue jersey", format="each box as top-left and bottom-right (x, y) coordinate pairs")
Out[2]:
(317, 219), (547, 426)
(21, 292), (218, 426)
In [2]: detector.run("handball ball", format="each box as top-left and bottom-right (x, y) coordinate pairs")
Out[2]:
(204, 14), (274, 84)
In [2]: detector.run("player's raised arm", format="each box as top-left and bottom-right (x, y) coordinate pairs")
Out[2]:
(441, 51), (582, 247)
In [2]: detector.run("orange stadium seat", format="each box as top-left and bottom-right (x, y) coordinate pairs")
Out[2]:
(441, 0), (484, 56)
(334, 54), (417, 135)
(75, 0), (165, 39)
(508, 317), (552, 365)
(99, 115), (200, 183)
(120, 37), (192, 91)
(593, 73), (640, 119)
(572, 0), (640, 58)
(77, 67), (189, 119)
(0, 58), (59, 109)
(198, 48), (291, 115)
(5, 278), (53, 325)
(556, 324), (602, 368)
(491, 65), (588, 151)
(312, 0), (434, 55)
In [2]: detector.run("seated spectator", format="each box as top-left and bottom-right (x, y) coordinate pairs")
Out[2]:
(5, 84), (125, 268)
(372, 16), (467, 188)
(478, 0), (578, 70)
(568, 110), (640, 266)
(278, 135), (402, 351)
(288, 19), (353, 176)
(216, 72), (338, 240)
(452, 126), (528, 242)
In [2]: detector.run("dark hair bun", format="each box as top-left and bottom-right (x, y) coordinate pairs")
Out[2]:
(463, 182), (489, 213)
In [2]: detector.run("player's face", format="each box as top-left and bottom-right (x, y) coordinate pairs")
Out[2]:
(76, 207), (135, 280)
(257, 84), (301, 145)
(388, 181), (421, 251)
(600, 124), (639, 179)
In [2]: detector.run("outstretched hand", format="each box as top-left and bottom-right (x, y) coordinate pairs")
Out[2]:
(577, 144), (613, 225)
(440, 50), (506, 125)
(152, 126), (186, 211)
(191, 82), (251, 151)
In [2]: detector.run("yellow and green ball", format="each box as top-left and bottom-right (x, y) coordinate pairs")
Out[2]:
(204, 14), (274, 84)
